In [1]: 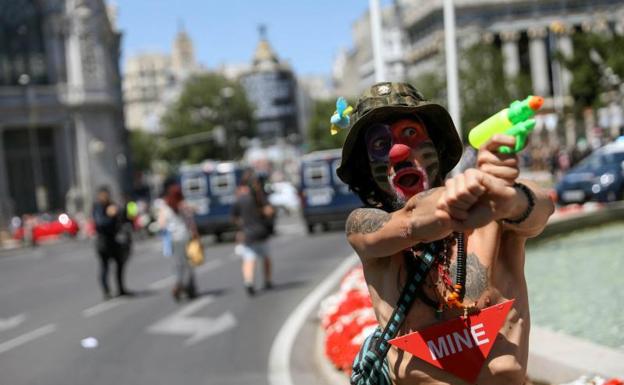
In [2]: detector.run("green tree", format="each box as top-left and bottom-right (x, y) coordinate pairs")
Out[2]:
(128, 129), (159, 172)
(558, 32), (624, 115)
(410, 41), (532, 142)
(161, 73), (255, 164)
(306, 99), (350, 152)
(459, 41), (532, 139)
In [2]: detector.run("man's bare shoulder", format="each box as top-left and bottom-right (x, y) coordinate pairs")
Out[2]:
(346, 207), (392, 236)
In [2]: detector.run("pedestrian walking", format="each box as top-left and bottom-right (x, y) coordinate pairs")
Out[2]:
(158, 181), (199, 301)
(92, 186), (129, 300)
(232, 170), (275, 296)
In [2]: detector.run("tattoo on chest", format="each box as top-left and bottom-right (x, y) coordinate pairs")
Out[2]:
(346, 208), (391, 235)
(450, 252), (488, 300)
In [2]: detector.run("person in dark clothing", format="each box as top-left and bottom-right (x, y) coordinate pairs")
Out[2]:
(231, 171), (275, 296)
(92, 186), (128, 299)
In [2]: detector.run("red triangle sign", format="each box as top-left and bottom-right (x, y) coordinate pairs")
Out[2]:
(389, 299), (514, 384)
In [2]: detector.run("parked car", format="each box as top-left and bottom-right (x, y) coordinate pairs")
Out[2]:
(555, 140), (624, 205)
(268, 181), (300, 215)
(12, 213), (80, 243)
(299, 149), (362, 233)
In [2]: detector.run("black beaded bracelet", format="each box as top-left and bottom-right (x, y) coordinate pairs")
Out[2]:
(502, 182), (535, 225)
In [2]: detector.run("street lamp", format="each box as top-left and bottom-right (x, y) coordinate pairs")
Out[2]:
(219, 87), (235, 159)
(18, 73), (48, 213)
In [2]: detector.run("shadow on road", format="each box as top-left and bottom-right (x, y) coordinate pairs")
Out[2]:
(196, 287), (230, 297)
(265, 280), (307, 292)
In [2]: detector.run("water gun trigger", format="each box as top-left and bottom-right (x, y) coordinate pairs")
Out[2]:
(498, 119), (536, 154)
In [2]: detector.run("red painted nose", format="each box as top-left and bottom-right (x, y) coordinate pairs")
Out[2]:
(389, 144), (411, 164)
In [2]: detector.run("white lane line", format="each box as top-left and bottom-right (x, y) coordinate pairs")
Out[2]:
(82, 299), (127, 318)
(0, 314), (26, 332)
(268, 254), (358, 385)
(0, 324), (57, 355)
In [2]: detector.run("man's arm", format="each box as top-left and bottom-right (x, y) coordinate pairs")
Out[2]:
(475, 134), (554, 238)
(346, 187), (454, 261)
(501, 179), (554, 238)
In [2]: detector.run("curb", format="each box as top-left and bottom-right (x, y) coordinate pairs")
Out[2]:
(315, 322), (351, 385)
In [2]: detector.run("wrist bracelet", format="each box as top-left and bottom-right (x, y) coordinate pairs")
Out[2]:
(502, 182), (535, 225)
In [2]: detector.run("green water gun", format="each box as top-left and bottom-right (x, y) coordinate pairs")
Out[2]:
(468, 95), (544, 154)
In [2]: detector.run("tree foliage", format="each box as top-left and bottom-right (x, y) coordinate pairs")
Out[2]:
(161, 73), (255, 164)
(306, 98), (350, 152)
(128, 129), (159, 172)
(410, 41), (532, 142)
(558, 31), (624, 114)
(459, 41), (532, 138)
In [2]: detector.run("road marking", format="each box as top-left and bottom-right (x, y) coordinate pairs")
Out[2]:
(0, 324), (56, 355)
(147, 296), (237, 346)
(268, 254), (358, 385)
(82, 299), (127, 318)
(0, 314), (26, 332)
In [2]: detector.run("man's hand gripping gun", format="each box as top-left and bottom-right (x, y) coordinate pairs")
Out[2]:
(468, 96), (544, 154)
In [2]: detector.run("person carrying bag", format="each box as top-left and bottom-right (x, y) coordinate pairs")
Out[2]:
(158, 182), (199, 301)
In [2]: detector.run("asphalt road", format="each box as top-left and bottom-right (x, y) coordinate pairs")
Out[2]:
(0, 216), (354, 385)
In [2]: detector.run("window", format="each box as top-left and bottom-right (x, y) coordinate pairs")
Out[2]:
(182, 174), (207, 197)
(303, 163), (329, 187)
(210, 173), (235, 196)
(0, 0), (49, 85)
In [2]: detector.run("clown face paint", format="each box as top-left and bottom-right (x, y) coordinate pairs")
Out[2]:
(365, 117), (440, 201)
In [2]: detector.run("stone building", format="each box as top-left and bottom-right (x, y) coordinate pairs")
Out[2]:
(335, 0), (624, 145)
(0, 0), (129, 229)
(123, 25), (199, 132)
(398, 0), (624, 144)
(333, 3), (408, 97)
(239, 28), (300, 142)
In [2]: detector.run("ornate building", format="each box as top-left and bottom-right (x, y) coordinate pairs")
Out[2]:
(333, 3), (408, 97)
(335, 0), (624, 145)
(0, 0), (128, 229)
(123, 24), (199, 132)
(398, 0), (624, 145)
(240, 27), (300, 142)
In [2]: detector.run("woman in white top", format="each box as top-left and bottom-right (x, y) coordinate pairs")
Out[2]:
(158, 182), (199, 301)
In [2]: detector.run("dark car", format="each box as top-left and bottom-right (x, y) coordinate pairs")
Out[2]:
(299, 149), (362, 233)
(555, 140), (624, 205)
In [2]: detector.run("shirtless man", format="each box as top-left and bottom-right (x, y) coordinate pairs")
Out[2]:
(336, 83), (554, 385)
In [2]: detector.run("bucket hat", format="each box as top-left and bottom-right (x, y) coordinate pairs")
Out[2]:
(336, 82), (463, 186)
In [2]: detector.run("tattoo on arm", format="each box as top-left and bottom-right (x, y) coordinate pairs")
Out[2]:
(415, 188), (436, 200)
(346, 208), (392, 235)
(450, 252), (489, 300)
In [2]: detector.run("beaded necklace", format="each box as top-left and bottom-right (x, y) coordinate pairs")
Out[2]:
(408, 232), (473, 319)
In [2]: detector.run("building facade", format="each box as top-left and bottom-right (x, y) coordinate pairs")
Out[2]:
(398, 0), (624, 144)
(333, 3), (408, 97)
(239, 30), (300, 142)
(123, 25), (199, 133)
(335, 0), (624, 145)
(0, 0), (129, 229)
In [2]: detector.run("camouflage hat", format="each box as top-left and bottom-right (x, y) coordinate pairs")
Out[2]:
(336, 82), (463, 186)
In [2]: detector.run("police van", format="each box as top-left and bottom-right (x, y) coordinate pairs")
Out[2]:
(299, 149), (362, 233)
(180, 161), (242, 242)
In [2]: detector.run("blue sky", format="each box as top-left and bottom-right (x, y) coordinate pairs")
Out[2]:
(116, 0), (391, 76)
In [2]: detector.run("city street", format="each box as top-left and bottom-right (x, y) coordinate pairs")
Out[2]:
(0, 216), (353, 385)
